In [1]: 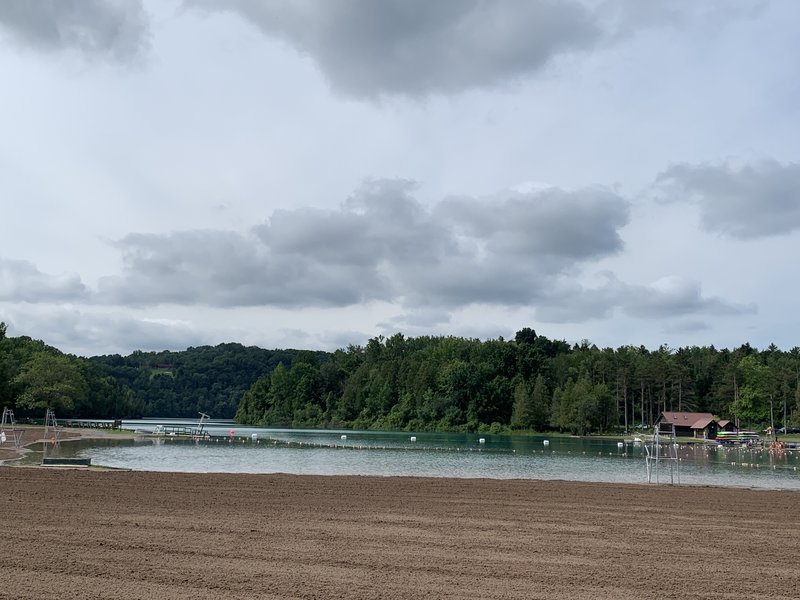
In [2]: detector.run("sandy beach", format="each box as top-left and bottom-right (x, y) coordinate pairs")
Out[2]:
(1, 467), (799, 600)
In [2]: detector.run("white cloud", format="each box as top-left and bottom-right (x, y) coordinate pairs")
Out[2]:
(0, 305), (208, 356)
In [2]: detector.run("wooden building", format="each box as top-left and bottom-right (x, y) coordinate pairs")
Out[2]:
(656, 411), (727, 439)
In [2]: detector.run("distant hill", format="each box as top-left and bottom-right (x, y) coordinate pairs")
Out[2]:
(88, 344), (326, 418)
(0, 322), (321, 420)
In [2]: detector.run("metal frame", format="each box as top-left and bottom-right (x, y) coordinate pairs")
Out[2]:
(1, 407), (23, 448)
(43, 408), (61, 456)
(197, 412), (210, 436)
(645, 422), (680, 484)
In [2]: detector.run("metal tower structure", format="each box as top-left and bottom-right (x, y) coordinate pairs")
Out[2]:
(645, 422), (680, 484)
(43, 408), (61, 455)
(197, 412), (210, 436)
(1, 407), (23, 448)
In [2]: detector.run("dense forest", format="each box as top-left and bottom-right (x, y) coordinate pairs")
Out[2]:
(2, 321), (800, 434)
(0, 322), (310, 420)
(235, 329), (800, 434)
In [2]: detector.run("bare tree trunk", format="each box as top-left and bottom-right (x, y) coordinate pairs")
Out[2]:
(770, 394), (775, 440)
(640, 381), (645, 427)
(623, 377), (628, 433)
(670, 381), (674, 412)
(784, 391), (788, 434)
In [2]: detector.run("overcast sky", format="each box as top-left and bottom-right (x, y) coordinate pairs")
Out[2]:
(1, 0), (799, 357)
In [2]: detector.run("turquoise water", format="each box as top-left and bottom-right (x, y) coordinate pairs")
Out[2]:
(39, 419), (800, 490)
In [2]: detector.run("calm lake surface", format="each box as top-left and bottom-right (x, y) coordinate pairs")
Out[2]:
(41, 419), (800, 490)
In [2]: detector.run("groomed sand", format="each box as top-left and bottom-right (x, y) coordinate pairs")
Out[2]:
(1, 467), (799, 599)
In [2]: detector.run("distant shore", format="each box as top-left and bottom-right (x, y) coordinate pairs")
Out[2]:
(1, 468), (799, 599)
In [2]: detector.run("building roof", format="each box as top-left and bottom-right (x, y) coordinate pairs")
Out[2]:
(690, 416), (716, 430)
(659, 411), (716, 430)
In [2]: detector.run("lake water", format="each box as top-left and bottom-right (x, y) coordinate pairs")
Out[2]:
(34, 418), (800, 491)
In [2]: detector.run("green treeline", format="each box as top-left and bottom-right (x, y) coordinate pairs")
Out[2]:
(0, 322), (312, 419)
(88, 345), (321, 418)
(235, 329), (800, 434)
(3, 321), (800, 434)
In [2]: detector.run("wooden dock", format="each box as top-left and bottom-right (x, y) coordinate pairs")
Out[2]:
(63, 419), (122, 429)
(41, 457), (92, 467)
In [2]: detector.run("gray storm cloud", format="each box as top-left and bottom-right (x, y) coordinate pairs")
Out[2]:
(0, 0), (150, 60)
(655, 159), (800, 239)
(438, 186), (627, 259)
(99, 229), (378, 308)
(97, 179), (630, 310)
(621, 276), (756, 318)
(185, 0), (763, 98)
(0, 258), (88, 303)
(187, 0), (601, 97)
(533, 274), (755, 324)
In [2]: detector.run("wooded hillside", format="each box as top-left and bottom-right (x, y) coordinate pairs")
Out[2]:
(0, 322), (309, 419)
(2, 321), (798, 433)
(235, 329), (800, 434)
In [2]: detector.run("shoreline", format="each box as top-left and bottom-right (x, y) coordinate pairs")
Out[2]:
(0, 425), (141, 465)
(2, 468), (800, 599)
(3, 427), (799, 493)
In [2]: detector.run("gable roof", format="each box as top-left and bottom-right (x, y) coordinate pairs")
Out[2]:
(659, 411), (716, 430)
(690, 416), (716, 430)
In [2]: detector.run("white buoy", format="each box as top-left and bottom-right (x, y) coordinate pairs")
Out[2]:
(543, 440), (550, 446)
(410, 436), (417, 442)
(341, 434), (347, 440)
(478, 438), (485, 444)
